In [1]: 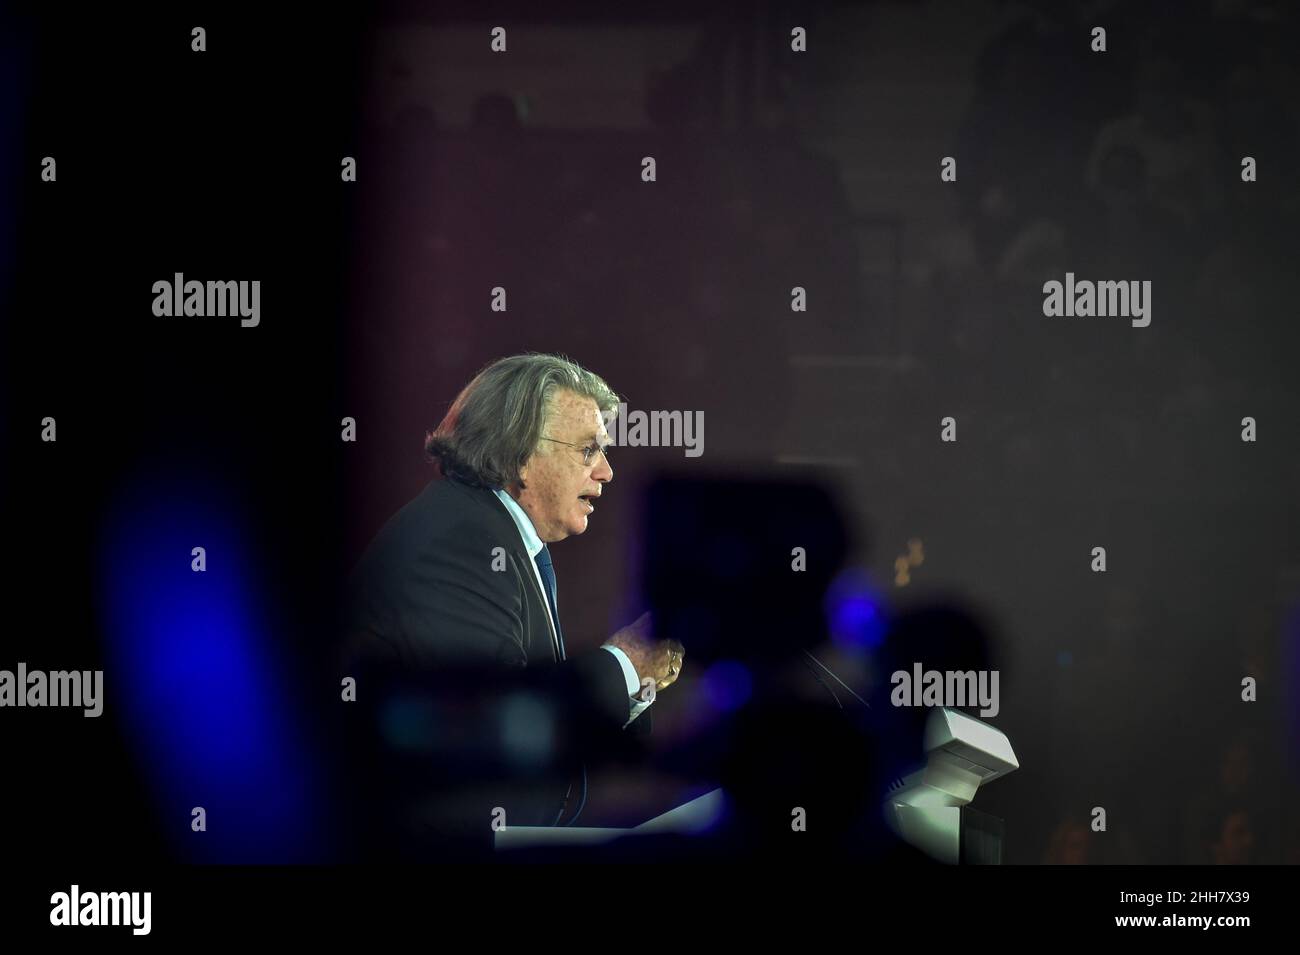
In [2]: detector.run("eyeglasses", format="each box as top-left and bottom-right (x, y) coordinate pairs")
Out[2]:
(540, 437), (612, 467)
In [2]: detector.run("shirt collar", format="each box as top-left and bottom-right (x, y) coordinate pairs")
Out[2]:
(493, 488), (545, 559)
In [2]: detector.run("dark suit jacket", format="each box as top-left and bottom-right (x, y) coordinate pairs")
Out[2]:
(341, 475), (645, 848)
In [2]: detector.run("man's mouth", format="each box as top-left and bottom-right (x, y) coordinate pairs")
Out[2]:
(578, 492), (598, 513)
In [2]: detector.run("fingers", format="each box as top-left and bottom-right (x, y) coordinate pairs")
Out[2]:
(655, 641), (685, 691)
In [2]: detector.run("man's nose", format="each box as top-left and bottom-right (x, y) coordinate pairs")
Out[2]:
(593, 451), (613, 483)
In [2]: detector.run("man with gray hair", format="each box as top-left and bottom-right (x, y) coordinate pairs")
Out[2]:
(343, 353), (683, 845)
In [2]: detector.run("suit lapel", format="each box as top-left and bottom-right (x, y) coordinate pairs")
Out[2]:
(515, 550), (559, 663)
(470, 480), (562, 664)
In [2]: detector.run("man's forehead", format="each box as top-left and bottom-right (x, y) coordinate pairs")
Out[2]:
(551, 391), (607, 436)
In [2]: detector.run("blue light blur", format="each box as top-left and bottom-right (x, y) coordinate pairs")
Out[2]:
(96, 470), (324, 861)
(700, 659), (752, 713)
(824, 567), (887, 651)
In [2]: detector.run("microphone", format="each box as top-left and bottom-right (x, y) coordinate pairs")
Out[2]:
(802, 649), (869, 708)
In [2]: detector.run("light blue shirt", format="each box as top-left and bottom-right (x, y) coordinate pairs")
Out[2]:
(493, 489), (651, 726)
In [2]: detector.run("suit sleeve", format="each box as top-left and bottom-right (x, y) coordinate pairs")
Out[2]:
(568, 642), (642, 730)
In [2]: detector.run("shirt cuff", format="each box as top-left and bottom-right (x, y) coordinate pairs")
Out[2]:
(601, 644), (653, 725)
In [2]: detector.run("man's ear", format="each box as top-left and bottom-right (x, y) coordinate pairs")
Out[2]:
(516, 447), (542, 492)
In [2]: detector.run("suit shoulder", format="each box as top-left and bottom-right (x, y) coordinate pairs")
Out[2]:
(341, 477), (528, 664)
(357, 478), (511, 565)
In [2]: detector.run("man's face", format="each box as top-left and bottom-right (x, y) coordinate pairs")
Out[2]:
(513, 389), (613, 543)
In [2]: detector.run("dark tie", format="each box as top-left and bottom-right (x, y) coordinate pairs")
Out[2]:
(534, 544), (566, 660)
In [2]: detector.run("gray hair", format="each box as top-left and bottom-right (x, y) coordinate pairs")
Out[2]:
(424, 353), (619, 489)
